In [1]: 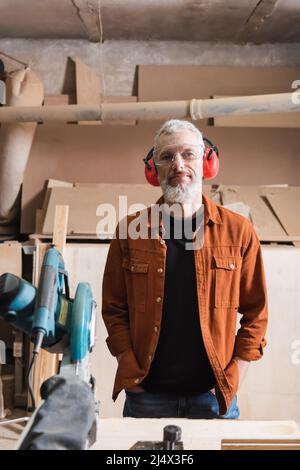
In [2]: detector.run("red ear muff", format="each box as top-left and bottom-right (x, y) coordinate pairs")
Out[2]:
(203, 137), (219, 180)
(143, 148), (160, 186)
(143, 138), (220, 185)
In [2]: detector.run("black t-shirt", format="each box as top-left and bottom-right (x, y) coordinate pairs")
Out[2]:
(141, 211), (215, 395)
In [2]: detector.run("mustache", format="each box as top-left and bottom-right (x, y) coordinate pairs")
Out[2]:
(168, 171), (191, 179)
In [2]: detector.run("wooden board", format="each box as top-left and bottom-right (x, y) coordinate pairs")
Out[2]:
(221, 438), (300, 450)
(44, 94), (72, 106)
(0, 243), (24, 409)
(264, 187), (300, 237)
(221, 185), (287, 239)
(30, 233), (102, 241)
(74, 56), (101, 125)
(41, 184), (162, 236)
(214, 113), (300, 128)
(61, 243), (120, 418)
(35, 179), (73, 233)
(0, 243), (22, 349)
(73, 57), (137, 126)
(0, 242), (22, 276)
(238, 246), (300, 421)
(52, 205), (69, 252)
(138, 65), (300, 105)
(91, 419), (300, 450)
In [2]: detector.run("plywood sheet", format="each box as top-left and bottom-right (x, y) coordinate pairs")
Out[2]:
(0, 242), (22, 276)
(214, 113), (300, 128)
(221, 185), (287, 240)
(75, 56), (100, 125)
(238, 246), (300, 420)
(41, 184), (162, 236)
(62, 243), (123, 419)
(0, 242), (22, 349)
(35, 179), (73, 233)
(264, 187), (300, 236)
(44, 94), (71, 106)
(138, 65), (300, 103)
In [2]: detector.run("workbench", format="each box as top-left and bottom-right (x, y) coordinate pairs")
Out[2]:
(91, 418), (300, 450)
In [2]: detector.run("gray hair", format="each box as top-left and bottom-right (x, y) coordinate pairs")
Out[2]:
(154, 119), (204, 150)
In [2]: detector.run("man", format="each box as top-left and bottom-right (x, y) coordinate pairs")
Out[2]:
(102, 119), (268, 419)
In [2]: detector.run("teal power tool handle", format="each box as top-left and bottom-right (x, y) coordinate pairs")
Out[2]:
(32, 247), (67, 350)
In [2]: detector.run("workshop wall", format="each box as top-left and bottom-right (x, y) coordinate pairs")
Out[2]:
(1, 39), (300, 96)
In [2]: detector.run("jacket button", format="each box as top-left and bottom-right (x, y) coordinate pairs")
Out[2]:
(157, 268), (163, 273)
(156, 297), (162, 303)
(134, 378), (140, 384)
(131, 266), (135, 272)
(148, 355), (152, 361)
(229, 263), (235, 270)
(160, 239), (165, 245)
(154, 326), (159, 333)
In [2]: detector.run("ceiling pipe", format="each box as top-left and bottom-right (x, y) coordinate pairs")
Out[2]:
(0, 92), (299, 123)
(0, 68), (44, 230)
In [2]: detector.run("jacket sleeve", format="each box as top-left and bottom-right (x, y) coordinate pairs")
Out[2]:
(102, 224), (132, 357)
(234, 222), (268, 361)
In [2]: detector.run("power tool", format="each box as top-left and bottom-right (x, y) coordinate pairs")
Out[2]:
(0, 246), (98, 449)
(0, 246), (96, 375)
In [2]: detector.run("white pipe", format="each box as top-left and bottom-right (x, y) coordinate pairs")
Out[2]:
(0, 92), (298, 123)
(0, 68), (44, 227)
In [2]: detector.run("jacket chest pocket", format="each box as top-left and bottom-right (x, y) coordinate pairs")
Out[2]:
(122, 258), (149, 312)
(213, 256), (242, 308)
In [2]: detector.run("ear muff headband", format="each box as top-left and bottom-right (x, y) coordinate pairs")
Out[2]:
(203, 137), (219, 160)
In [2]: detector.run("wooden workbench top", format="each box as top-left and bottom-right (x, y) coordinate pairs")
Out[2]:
(92, 418), (300, 450)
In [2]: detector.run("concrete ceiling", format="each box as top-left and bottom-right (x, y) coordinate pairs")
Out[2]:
(0, 0), (299, 43)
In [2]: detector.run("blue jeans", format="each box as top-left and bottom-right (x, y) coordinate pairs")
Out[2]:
(123, 390), (239, 419)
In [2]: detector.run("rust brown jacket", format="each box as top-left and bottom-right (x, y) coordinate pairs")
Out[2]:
(102, 193), (268, 415)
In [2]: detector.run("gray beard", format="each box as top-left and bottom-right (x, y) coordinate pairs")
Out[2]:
(159, 174), (202, 204)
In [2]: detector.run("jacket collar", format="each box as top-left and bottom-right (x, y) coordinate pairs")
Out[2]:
(202, 192), (222, 225)
(147, 192), (222, 229)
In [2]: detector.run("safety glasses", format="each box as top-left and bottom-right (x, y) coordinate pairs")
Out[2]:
(154, 144), (204, 167)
